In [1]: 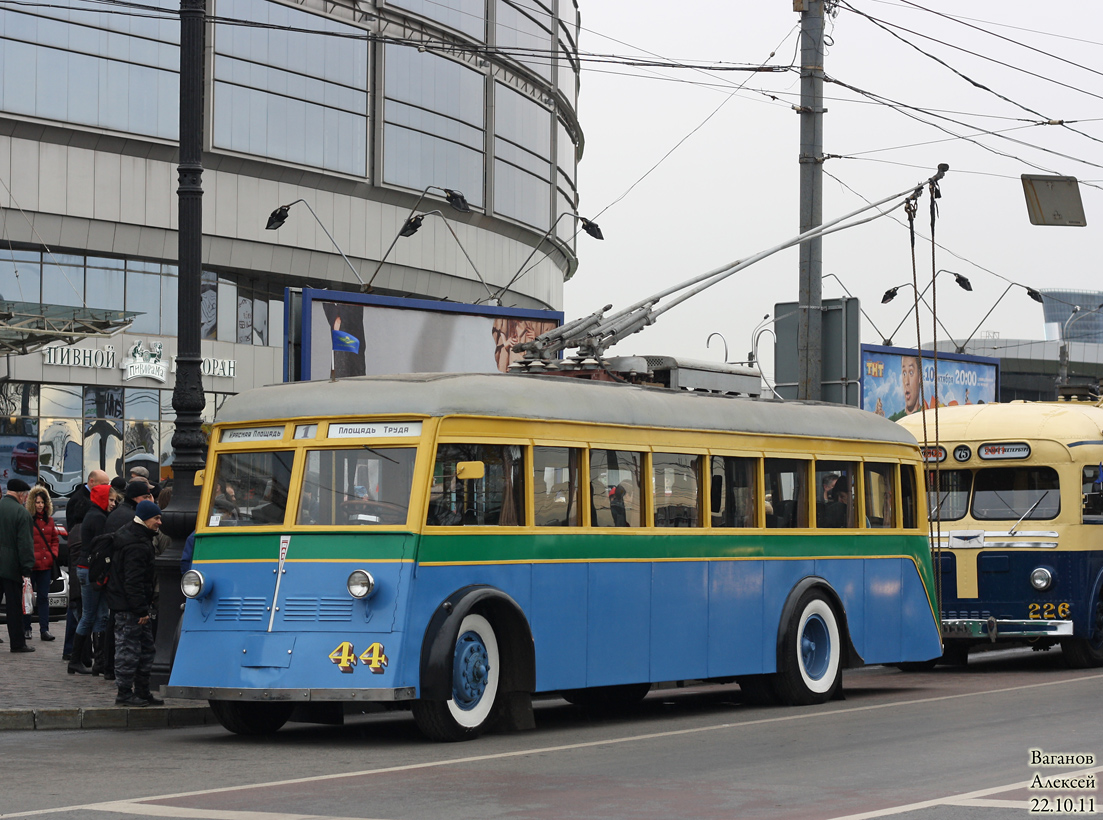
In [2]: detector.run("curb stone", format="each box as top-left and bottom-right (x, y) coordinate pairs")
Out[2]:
(0, 705), (214, 730)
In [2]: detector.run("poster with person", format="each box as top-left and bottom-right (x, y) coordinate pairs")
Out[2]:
(860, 345), (999, 421)
(302, 289), (561, 380)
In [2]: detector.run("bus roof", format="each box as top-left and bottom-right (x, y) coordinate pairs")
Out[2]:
(898, 401), (1103, 446)
(219, 373), (917, 446)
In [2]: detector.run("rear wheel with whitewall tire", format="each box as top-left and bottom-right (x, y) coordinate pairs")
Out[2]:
(773, 589), (843, 705)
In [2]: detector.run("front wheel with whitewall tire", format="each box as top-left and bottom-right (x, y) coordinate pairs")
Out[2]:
(413, 613), (502, 742)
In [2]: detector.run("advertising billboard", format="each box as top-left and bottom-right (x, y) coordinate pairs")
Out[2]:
(860, 344), (999, 421)
(296, 289), (561, 381)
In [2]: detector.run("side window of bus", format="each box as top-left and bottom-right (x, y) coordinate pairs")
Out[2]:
(533, 446), (581, 527)
(864, 463), (896, 528)
(590, 449), (643, 528)
(1083, 465), (1103, 524)
(901, 465), (918, 528)
(764, 459), (808, 528)
(972, 467), (1060, 520)
(298, 448), (417, 526)
(653, 453), (701, 527)
(815, 462), (857, 528)
(709, 455), (756, 528)
(209, 451), (295, 527)
(426, 444), (526, 526)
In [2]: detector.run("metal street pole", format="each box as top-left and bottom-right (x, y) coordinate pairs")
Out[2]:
(796, 0), (825, 401)
(152, 0), (206, 686)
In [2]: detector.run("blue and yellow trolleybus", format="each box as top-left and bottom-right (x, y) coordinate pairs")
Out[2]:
(900, 395), (1103, 666)
(166, 372), (942, 740)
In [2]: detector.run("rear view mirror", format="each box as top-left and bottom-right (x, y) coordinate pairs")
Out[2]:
(456, 461), (485, 481)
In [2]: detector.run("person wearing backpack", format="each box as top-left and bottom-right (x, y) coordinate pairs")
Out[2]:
(106, 500), (163, 707)
(68, 484), (111, 675)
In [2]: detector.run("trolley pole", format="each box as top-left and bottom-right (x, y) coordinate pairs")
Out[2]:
(152, 0), (207, 686)
(796, 0), (826, 401)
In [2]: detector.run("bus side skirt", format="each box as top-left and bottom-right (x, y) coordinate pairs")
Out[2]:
(419, 584), (537, 730)
(775, 577), (864, 670)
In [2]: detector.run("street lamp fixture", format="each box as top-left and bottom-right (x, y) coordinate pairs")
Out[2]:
(1059, 303), (1103, 386)
(374, 209), (496, 302)
(483, 212), (604, 305)
(399, 214), (424, 237)
(363, 185), (473, 293)
(265, 198), (365, 287)
(954, 281), (1050, 353)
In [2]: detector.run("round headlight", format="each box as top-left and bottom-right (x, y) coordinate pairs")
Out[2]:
(347, 569), (375, 599)
(181, 569), (206, 599)
(1030, 567), (1053, 591)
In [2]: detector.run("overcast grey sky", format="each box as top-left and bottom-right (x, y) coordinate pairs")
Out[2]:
(563, 1), (1102, 378)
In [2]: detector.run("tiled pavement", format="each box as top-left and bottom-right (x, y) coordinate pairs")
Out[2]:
(0, 624), (214, 730)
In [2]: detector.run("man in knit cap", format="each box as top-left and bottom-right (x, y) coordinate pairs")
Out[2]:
(105, 499), (164, 706)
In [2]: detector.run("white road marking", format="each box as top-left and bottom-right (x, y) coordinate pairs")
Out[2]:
(88, 804), (379, 820)
(3, 673), (1101, 820)
(825, 764), (1103, 820)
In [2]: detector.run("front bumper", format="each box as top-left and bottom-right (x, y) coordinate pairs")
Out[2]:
(164, 685), (417, 702)
(942, 618), (1074, 640)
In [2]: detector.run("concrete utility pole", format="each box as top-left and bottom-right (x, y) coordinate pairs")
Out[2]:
(796, 0), (826, 401)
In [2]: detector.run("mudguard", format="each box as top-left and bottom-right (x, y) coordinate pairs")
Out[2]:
(419, 585), (536, 700)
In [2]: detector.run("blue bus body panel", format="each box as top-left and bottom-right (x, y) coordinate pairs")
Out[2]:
(171, 551), (941, 695)
(170, 559), (418, 692)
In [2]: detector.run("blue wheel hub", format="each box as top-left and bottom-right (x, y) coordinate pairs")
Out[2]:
(801, 614), (831, 681)
(452, 630), (490, 710)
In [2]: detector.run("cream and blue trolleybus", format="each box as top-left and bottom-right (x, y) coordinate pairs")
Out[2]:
(900, 395), (1103, 666)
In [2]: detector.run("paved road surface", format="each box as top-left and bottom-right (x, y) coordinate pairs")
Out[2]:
(2, 647), (1100, 820)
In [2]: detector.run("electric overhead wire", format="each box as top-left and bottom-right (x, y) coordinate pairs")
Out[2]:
(837, 0), (1103, 152)
(894, 0), (1103, 81)
(821, 166), (1085, 320)
(827, 74), (1103, 185)
(864, 0), (1103, 49)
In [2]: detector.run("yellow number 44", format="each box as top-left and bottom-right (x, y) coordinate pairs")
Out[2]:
(329, 641), (357, 673)
(359, 642), (389, 674)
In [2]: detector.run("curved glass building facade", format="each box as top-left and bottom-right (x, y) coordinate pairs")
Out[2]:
(0, 0), (583, 486)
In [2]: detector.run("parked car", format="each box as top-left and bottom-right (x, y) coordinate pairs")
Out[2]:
(10, 440), (38, 476)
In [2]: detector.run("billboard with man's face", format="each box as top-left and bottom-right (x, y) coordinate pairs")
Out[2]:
(860, 345), (999, 421)
(296, 289), (561, 381)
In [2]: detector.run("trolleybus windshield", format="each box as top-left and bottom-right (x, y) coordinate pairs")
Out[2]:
(972, 466), (1059, 521)
(298, 447), (417, 526)
(208, 450), (294, 526)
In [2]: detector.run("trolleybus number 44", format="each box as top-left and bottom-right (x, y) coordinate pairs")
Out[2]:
(328, 641), (388, 673)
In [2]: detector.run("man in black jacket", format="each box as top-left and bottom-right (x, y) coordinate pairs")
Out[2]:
(101, 481), (154, 680)
(105, 500), (163, 706)
(66, 470), (109, 533)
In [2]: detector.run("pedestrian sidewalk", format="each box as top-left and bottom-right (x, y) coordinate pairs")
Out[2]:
(0, 628), (215, 730)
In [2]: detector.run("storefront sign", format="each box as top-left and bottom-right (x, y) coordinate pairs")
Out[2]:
(172, 356), (237, 378)
(122, 340), (167, 383)
(41, 345), (116, 369)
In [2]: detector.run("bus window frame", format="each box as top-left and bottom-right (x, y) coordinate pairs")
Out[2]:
(762, 453), (813, 529)
(651, 448), (708, 529)
(587, 444), (649, 529)
(426, 437), (531, 529)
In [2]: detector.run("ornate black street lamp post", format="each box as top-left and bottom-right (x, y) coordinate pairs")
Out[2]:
(152, 0), (206, 685)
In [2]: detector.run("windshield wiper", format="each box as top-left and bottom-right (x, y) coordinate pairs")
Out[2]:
(1009, 490), (1049, 536)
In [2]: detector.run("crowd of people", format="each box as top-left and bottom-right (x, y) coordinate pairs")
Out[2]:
(0, 464), (173, 707)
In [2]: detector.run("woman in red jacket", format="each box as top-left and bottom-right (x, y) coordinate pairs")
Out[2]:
(24, 486), (59, 641)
